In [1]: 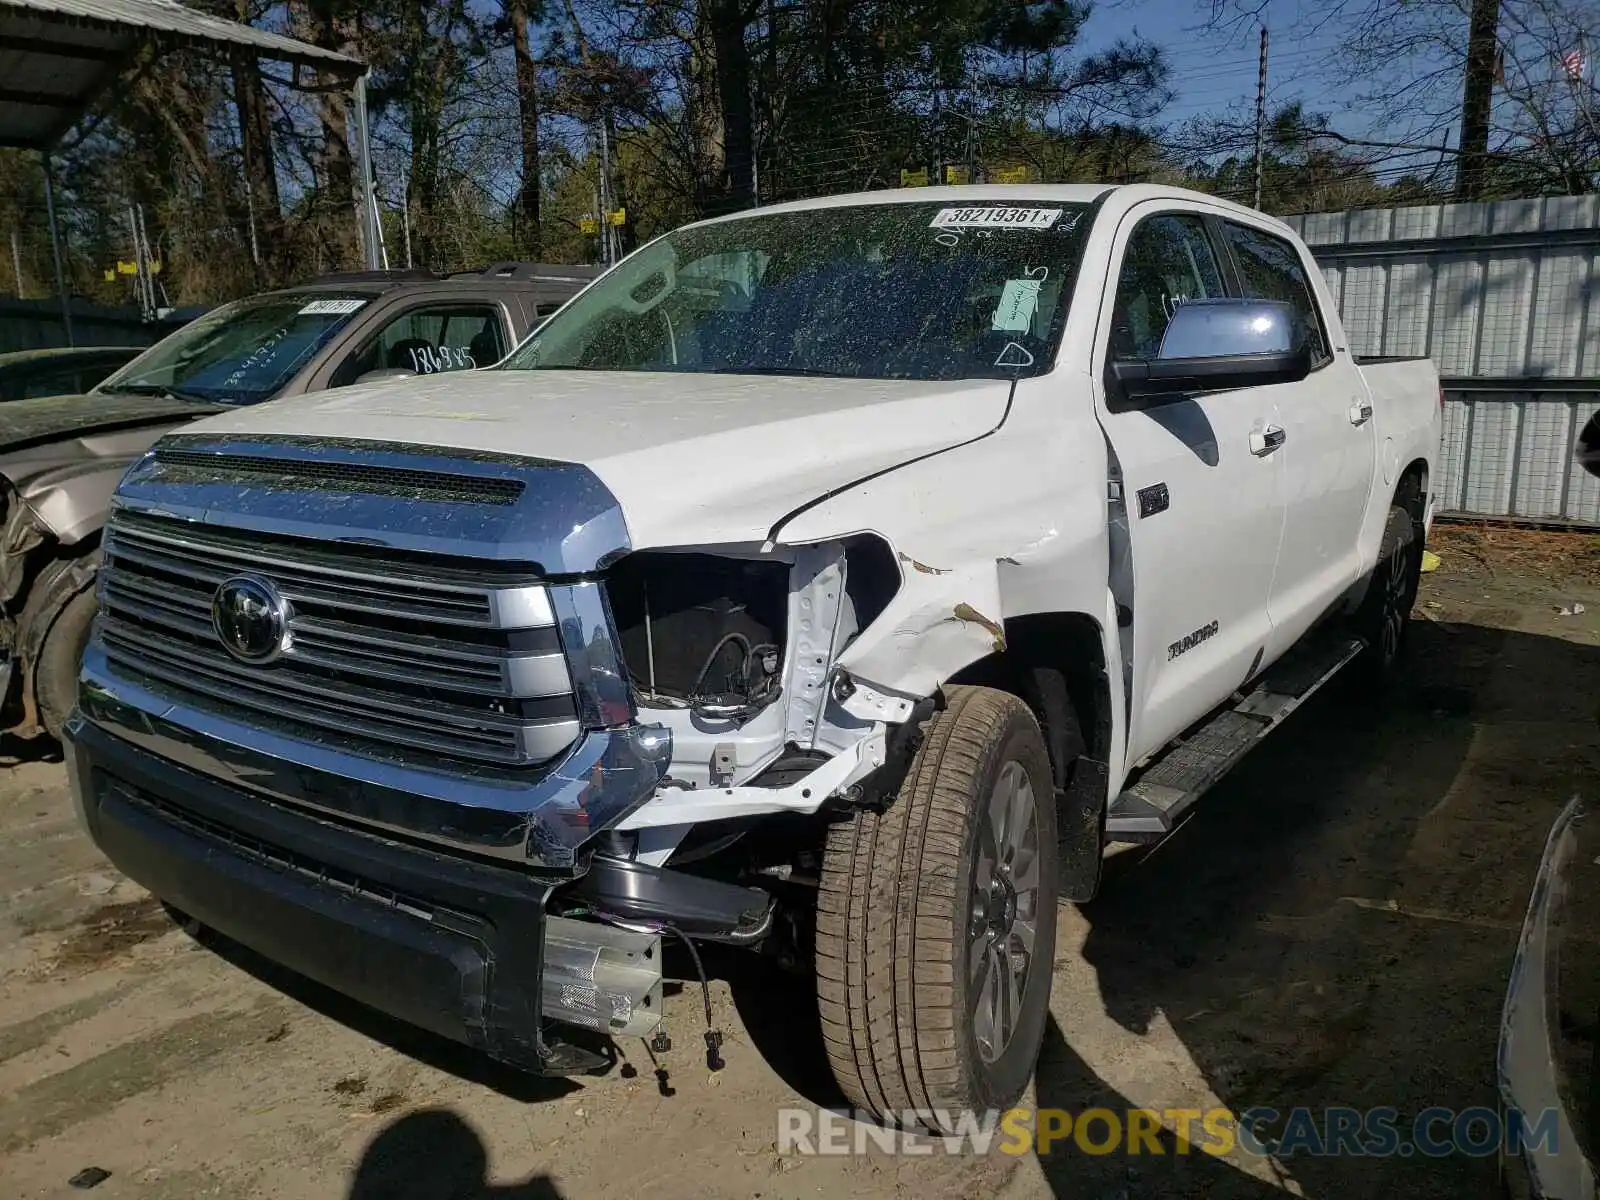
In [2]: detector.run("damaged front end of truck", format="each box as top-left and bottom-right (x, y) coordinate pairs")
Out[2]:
(64, 428), (1039, 1073)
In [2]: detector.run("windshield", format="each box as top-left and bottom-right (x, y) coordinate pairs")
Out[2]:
(100, 292), (371, 405)
(502, 201), (1092, 381)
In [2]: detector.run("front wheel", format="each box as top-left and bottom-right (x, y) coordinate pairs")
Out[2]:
(815, 686), (1058, 1131)
(35, 580), (98, 742)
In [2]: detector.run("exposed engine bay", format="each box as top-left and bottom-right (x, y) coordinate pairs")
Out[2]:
(603, 539), (901, 806)
(607, 552), (789, 722)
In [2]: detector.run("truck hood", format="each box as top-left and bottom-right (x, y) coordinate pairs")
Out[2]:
(0, 391), (218, 458)
(181, 370), (1012, 548)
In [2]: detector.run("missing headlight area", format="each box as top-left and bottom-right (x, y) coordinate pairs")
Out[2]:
(604, 538), (900, 795)
(607, 551), (791, 721)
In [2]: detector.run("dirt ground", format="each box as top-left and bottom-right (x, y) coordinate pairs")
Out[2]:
(1, 524), (1596, 1200)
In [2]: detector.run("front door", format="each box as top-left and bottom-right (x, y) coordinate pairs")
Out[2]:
(1093, 207), (1287, 764)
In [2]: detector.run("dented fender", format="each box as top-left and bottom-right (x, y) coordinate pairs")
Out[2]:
(13, 460), (127, 547)
(834, 558), (1007, 698)
(776, 373), (1115, 705)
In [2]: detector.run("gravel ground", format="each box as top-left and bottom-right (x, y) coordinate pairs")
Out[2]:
(0, 526), (1595, 1200)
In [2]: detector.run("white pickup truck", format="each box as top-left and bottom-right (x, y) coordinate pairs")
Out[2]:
(67, 185), (1440, 1129)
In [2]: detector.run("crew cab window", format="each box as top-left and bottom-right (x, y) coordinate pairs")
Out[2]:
(332, 304), (507, 387)
(1110, 214), (1226, 360)
(1218, 221), (1331, 364)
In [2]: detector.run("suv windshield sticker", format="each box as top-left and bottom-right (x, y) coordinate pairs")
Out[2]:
(930, 206), (1062, 231)
(298, 298), (367, 315)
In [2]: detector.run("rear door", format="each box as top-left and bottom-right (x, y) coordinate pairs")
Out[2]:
(1093, 205), (1287, 763)
(1215, 218), (1377, 659)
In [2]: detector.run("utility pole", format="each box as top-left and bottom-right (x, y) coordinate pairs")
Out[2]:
(40, 151), (72, 346)
(10, 228), (22, 298)
(127, 204), (149, 322)
(1456, 0), (1501, 201)
(353, 71), (384, 271)
(598, 118), (613, 265)
(136, 204), (157, 317)
(245, 184), (261, 270)
(1253, 24), (1269, 210)
(400, 189), (413, 269)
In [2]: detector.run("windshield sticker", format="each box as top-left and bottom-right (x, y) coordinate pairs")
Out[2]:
(993, 279), (1043, 332)
(930, 206), (1062, 231)
(298, 298), (367, 316)
(993, 341), (1036, 370)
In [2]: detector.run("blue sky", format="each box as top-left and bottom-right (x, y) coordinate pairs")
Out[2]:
(1079, 0), (1367, 130)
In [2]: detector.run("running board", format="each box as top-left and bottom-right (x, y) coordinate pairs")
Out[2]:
(1106, 633), (1367, 841)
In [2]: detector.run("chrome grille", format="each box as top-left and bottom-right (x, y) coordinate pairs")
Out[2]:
(98, 510), (579, 767)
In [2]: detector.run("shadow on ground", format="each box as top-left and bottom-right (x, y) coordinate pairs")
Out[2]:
(347, 1108), (564, 1199)
(0, 730), (60, 765)
(182, 925), (586, 1104)
(1034, 621), (1600, 1198)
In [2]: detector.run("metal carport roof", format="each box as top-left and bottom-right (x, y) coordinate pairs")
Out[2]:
(0, 0), (364, 150)
(0, 0), (384, 333)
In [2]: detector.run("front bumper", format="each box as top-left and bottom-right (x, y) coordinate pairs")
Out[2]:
(77, 640), (671, 870)
(65, 713), (618, 1074)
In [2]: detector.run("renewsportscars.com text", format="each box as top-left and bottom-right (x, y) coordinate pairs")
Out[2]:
(778, 1105), (1560, 1159)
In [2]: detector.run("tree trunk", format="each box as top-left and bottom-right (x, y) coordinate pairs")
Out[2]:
(709, 0), (753, 213)
(1456, 0), (1501, 201)
(502, 0), (540, 257)
(687, 4), (725, 217)
(231, 48), (283, 281)
(229, 1), (282, 280)
(404, 0), (443, 267)
(305, 0), (359, 268)
(507, 0), (542, 257)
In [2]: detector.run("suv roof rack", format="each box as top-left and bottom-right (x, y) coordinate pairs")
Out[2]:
(449, 261), (603, 283)
(306, 268), (440, 285)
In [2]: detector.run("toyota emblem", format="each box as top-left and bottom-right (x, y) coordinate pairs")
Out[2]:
(212, 575), (289, 664)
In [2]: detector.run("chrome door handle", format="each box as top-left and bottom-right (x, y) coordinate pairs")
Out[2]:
(1249, 425), (1286, 456)
(1349, 400), (1374, 425)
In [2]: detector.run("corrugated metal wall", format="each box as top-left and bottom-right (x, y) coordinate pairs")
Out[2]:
(1437, 387), (1600, 524)
(1284, 197), (1600, 525)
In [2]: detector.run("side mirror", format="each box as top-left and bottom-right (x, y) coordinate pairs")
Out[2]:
(1107, 299), (1313, 411)
(354, 367), (416, 386)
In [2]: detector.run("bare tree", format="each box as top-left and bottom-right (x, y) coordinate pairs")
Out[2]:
(1201, 0), (1600, 197)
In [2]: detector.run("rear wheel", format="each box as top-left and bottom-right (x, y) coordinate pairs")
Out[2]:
(815, 686), (1058, 1131)
(1355, 501), (1422, 681)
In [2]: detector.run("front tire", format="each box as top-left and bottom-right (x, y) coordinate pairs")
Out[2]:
(815, 686), (1058, 1131)
(35, 583), (97, 742)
